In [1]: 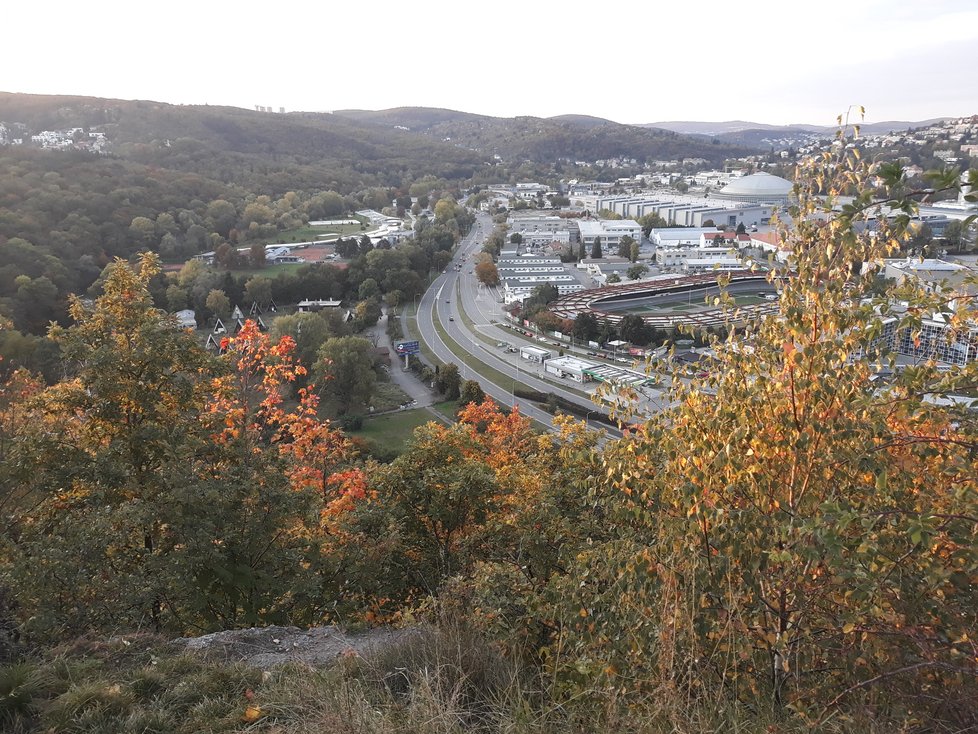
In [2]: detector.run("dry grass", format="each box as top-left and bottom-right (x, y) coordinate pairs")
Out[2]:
(0, 627), (917, 733)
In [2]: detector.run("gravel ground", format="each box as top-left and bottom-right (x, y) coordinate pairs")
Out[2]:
(174, 625), (419, 669)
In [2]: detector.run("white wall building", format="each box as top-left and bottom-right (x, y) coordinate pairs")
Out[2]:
(544, 356), (597, 382)
(656, 246), (738, 270)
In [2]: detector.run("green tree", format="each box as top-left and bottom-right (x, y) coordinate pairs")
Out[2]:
(269, 310), (346, 376)
(629, 240), (641, 263)
(626, 263), (648, 280)
(317, 336), (377, 415)
(358, 278), (381, 301)
(205, 199), (237, 237)
(244, 276), (273, 308)
(205, 289), (231, 320)
(617, 235), (636, 259)
(436, 362), (461, 400)
(165, 284), (189, 311)
(941, 219), (967, 252)
(638, 212), (667, 238)
(458, 379), (486, 408)
(572, 312), (599, 343)
(590, 236), (602, 259)
(128, 216), (157, 248)
(617, 313), (653, 345)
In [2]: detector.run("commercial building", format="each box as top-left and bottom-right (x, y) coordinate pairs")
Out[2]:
(507, 215), (578, 250)
(520, 345), (551, 363)
(656, 246), (740, 270)
(544, 356), (597, 382)
(682, 257), (744, 272)
(577, 219), (642, 248)
(650, 227), (724, 247)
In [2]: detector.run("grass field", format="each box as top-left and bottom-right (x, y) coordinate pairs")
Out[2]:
(349, 403), (454, 455)
(250, 219), (369, 245)
(225, 263), (307, 279)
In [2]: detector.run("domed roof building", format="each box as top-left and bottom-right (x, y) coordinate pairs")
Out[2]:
(713, 172), (794, 205)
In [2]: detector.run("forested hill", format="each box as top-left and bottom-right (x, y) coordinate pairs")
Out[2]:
(0, 93), (489, 352)
(0, 93), (487, 193)
(330, 107), (754, 165)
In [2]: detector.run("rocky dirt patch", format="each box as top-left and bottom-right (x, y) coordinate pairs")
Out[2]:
(174, 625), (418, 669)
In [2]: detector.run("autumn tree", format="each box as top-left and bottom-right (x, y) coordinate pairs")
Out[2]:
(474, 259), (500, 287)
(525, 122), (978, 725)
(2, 255), (214, 637)
(1, 258), (363, 638)
(205, 288), (231, 320)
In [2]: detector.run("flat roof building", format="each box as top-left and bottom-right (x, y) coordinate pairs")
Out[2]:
(544, 356), (598, 382)
(520, 345), (551, 362)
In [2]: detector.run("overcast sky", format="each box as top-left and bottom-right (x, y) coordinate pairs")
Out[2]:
(5, 0), (976, 126)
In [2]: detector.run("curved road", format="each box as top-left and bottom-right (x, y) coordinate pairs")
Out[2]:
(415, 212), (622, 436)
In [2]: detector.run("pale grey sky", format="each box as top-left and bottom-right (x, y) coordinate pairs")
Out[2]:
(4, 0), (976, 126)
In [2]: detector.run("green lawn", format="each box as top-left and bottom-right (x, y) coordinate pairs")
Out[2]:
(226, 263), (307, 279)
(431, 400), (460, 422)
(349, 407), (445, 455)
(249, 219), (369, 245)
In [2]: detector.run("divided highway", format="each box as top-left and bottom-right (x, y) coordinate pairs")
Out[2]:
(413, 212), (623, 437)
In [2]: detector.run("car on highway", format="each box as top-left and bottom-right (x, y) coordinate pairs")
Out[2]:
(449, 317), (454, 321)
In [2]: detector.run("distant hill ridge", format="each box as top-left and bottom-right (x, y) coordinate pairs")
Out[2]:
(644, 118), (951, 136)
(328, 106), (752, 165)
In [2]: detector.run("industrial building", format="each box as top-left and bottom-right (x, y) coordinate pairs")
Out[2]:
(656, 247), (741, 271)
(577, 219), (643, 248)
(579, 192), (773, 228)
(496, 256), (585, 303)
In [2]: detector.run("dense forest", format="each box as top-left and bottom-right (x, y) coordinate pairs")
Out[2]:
(331, 106), (754, 165)
(0, 126), (976, 731)
(0, 94), (492, 379)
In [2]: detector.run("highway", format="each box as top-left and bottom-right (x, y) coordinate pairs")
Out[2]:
(414, 211), (626, 436)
